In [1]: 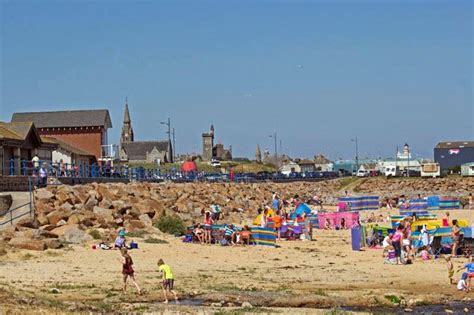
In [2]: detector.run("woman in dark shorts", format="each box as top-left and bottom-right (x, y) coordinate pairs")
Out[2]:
(119, 248), (141, 294)
(452, 219), (461, 257)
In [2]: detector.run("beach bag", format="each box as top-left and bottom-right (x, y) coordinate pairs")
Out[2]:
(183, 235), (193, 243)
(129, 241), (138, 249)
(220, 239), (229, 246)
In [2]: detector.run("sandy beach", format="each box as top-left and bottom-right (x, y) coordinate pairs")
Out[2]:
(1, 207), (474, 314)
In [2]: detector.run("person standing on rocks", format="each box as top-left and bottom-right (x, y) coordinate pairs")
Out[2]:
(119, 248), (141, 295)
(469, 193), (473, 210)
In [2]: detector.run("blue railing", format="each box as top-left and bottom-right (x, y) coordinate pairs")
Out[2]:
(5, 159), (341, 184)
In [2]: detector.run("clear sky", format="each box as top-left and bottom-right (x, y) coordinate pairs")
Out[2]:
(1, 0), (472, 160)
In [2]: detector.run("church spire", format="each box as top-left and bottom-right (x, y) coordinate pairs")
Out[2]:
(120, 97), (134, 144)
(124, 97), (131, 123)
(255, 144), (262, 163)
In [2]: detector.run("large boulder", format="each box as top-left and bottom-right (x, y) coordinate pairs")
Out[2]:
(0, 194), (13, 215)
(50, 224), (79, 237)
(35, 189), (54, 202)
(138, 214), (153, 227)
(93, 206), (113, 221)
(46, 210), (68, 225)
(44, 238), (62, 249)
(15, 217), (40, 229)
(84, 196), (98, 211)
(61, 227), (93, 244)
(9, 237), (47, 251)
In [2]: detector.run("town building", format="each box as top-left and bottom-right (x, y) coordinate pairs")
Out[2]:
(0, 121), (57, 175)
(297, 159), (316, 173)
(47, 137), (96, 167)
(434, 141), (474, 171)
(201, 125), (232, 161)
(11, 110), (112, 161)
(314, 154), (333, 171)
(119, 99), (172, 164)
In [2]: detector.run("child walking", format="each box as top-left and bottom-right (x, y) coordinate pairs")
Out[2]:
(157, 259), (178, 304)
(445, 255), (455, 285)
(119, 248), (141, 294)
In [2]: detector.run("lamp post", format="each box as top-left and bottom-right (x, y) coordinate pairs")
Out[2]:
(172, 127), (176, 161)
(269, 132), (278, 164)
(351, 137), (359, 172)
(160, 117), (172, 162)
(407, 143), (410, 178)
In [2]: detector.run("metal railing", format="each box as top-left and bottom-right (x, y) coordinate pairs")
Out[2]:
(0, 177), (34, 227)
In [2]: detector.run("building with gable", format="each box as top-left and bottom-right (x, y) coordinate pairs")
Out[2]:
(119, 99), (172, 164)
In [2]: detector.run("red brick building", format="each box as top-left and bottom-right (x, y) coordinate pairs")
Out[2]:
(11, 110), (112, 161)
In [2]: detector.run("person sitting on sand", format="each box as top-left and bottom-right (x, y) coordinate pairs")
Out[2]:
(157, 259), (178, 304)
(203, 211), (214, 244)
(442, 212), (450, 227)
(119, 248), (141, 295)
(340, 218), (347, 230)
(384, 245), (397, 264)
(114, 229), (127, 249)
(224, 224), (236, 245)
(239, 225), (251, 245)
(193, 223), (204, 244)
(324, 218), (332, 230)
(419, 246), (431, 261)
(456, 256), (474, 289)
(446, 255), (455, 285)
(377, 214), (385, 223)
(382, 233), (392, 258)
(458, 273), (470, 292)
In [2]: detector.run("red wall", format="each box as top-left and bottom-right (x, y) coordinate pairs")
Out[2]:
(38, 128), (104, 160)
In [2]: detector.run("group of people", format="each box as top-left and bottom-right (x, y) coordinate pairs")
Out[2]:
(119, 248), (178, 303)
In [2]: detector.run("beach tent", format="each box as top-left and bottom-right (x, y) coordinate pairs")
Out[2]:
(291, 203), (311, 219)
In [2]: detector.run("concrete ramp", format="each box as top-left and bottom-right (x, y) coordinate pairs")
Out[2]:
(0, 192), (32, 229)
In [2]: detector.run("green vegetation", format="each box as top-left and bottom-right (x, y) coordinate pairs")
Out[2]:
(313, 288), (328, 296)
(337, 177), (359, 191)
(88, 229), (102, 240)
(384, 294), (401, 305)
(154, 216), (186, 236)
(144, 237), (168, 244)
(126, 230), (147, 238)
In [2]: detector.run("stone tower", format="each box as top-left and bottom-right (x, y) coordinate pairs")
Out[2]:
(202, 125), (214, 161)
(255, 144), (262, 163)
(120, 97), (134, 144)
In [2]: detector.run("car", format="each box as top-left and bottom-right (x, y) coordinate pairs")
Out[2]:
(356, 170), (369, 177)
(401, 169), (421, 177)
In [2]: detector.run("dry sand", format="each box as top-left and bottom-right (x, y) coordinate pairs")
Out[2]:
(1, 209), (474, 314)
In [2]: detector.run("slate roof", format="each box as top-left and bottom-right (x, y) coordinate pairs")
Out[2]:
(12, 110), (112, 129)
(435, 141), (474, 149)
(121, 141), (169, 160)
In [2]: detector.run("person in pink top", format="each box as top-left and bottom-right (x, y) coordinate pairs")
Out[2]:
(392, 225), (404, 265)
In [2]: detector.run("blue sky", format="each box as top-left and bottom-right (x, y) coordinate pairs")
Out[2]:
(1, 0), (472, 160)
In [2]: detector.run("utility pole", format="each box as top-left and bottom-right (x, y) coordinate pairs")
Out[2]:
(269, 132), (278, 166)
(172, 127), (176, 161)
(407, 143), (410, 178)
(160, 117), (172, 162)
(351, 137), (359, 172)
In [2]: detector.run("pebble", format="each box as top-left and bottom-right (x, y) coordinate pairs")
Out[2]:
(445, 310), (453, 314)
(241, 301), (253, 308)
(210, 303), (222, 307)
(464, 308), (469, 313)
(404, 308), (413, 313)
(50, 288), (60, 294)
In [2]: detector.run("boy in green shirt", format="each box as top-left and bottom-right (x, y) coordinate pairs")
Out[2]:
(157, 259), (178, 303)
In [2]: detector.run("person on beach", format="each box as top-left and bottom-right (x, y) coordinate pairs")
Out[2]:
(442, 212), (450, 227)
(392, 225), (404, 265)
(203, 211), (214, 244)
(456, 256), (474, 289)
(419, 246), (431, 261)
(157, 259), (178, 304)
(324, 218), (332, 230)
(193, 223), (204, 244)
(382, 233), (392, 258)
(271, 193), (281, 212)
(451, 220), (461, 257)
(445, 255), (455, 285)
(458, 273), (469, 292)
(260, 208), (268, 228)
(239, 225), (251, 245)
(274, 210), (282, 240)
(119, 248), (141, 294)
(114, 228), (127, 249)
(469, 193), (473, 210)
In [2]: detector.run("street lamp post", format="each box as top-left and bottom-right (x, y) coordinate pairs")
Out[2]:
(351, 137), (359, 172)
(172, 127), (176, 161)
(160, 117), (172, 162)
(269, 132), (278, 165)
